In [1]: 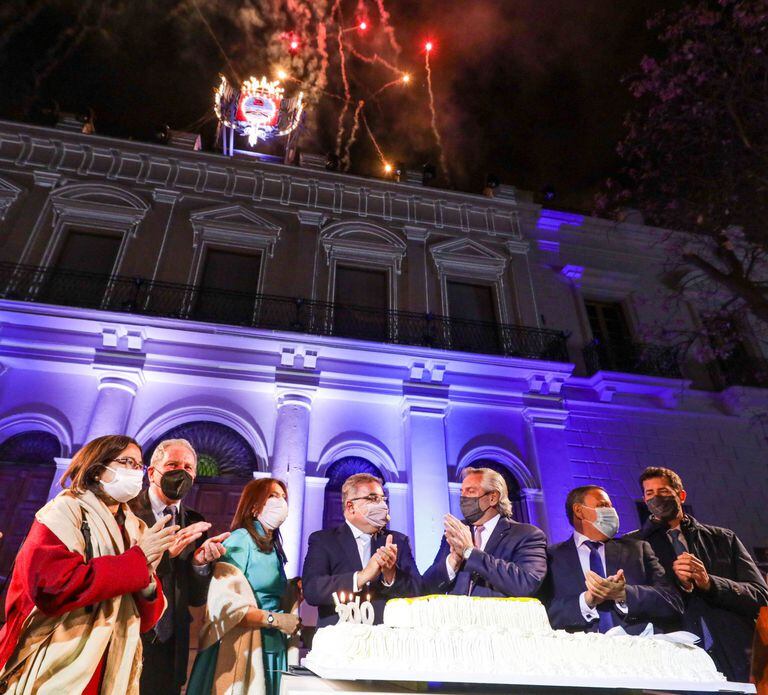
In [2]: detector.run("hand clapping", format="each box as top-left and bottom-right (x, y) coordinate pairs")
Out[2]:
(192, 531), (231, 566)
(584, 568), (626, 607)
(444, 514), (473, 557)
(375, 534), (398, 584)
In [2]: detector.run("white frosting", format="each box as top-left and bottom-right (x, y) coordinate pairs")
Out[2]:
(309, 595), (725, 684)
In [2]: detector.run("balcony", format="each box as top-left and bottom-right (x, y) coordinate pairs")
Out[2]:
(714, 355), (768, 389)
(0, 262), (570, 362)
(583, 339), (683, 379)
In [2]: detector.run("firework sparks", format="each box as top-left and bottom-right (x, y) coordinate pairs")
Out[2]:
(424, 41), (448, 183)
(342, 99), (365, 170)
(373, 0), (401, 56)
(371, 73), (410, 98)
(361, 111), (387, 167)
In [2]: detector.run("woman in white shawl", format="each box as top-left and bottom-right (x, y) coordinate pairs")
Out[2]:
(187, 478), (301, 695)
(0, 434), (177, 694)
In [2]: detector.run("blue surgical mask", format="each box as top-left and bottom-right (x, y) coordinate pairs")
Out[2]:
(589, 506), (620, 539)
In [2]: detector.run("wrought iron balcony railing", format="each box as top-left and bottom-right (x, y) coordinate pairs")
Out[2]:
(0, 262), (570, 362)
(583, 339), (683, 379)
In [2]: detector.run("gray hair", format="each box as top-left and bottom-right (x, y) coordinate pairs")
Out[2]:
(150, 438), (198, 469)
(462, 466), (513, 518)
(341, 473), (383, 505)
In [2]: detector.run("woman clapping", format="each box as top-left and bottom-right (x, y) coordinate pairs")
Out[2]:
(0, 435), (176, 694)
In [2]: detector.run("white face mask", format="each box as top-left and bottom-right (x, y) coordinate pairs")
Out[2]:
(258, 497), (289, 530)
(588, 506), (620, 539)
(99, 466), (144, 503)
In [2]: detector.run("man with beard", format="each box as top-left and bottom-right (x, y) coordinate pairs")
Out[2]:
(130, 438), (229, 695)
(628, 466), (768, 683)
(422, 467), (547, 597)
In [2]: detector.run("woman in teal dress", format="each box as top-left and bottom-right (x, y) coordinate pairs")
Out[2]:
(187, 478), (301, 695)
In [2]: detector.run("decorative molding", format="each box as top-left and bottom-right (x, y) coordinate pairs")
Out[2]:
(505, 239), (531, 255)
(403, 225), (429, 242)
(280, 345), (318, 370)
(0, 176), (23, 222)
(32, 170), (62, 188)
(296, 209), (327, 226)
(430, 237), (508, 279)
(456, 444), (537, 489)
(408, 360), (446, 383)
(190, 204), (281, 257)
(152, 188), (182, 204)
(522, 406), (570, 429)
(315, 438), (400, 482)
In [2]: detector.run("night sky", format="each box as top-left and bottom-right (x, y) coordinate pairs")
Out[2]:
(0, 0), (683, 211)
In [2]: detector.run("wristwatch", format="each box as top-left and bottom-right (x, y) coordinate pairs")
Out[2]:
(266, 612), (275, 625)
(463, 546), (473, 560)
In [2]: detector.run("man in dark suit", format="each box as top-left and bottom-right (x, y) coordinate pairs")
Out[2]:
(628, 466), (768, 683)
(422, 467), (547, 597)
(546, 484), (682, 635)
(302, 473), (422, 627)
(130, 438), (229, 695)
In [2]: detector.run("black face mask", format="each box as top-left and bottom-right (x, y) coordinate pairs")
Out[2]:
(460, 492), (490, 525)
(646, 494), (681, 522)
(159, 469), (194, 501)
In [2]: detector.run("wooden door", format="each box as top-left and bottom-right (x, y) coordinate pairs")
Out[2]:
(183, 478), (251, 536)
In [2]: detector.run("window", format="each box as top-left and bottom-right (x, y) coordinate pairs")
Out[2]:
(447, 281), (501, 354)
(585, 300), (633, 371)
(41, 230), (122, 307)
(193, 248), (262, 324)
(332, 265), (389, 341)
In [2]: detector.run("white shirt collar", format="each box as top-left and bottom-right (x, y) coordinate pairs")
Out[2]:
(149, 485), (181, 517)
(573, 530), (602, 549)
(345, 518), (371, 542)
(474, 511), (501, 534)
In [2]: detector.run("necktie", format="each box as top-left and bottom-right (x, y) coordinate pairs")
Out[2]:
(669, 529), (687, 557)
(585, 540), (615, 633)
(357, 534), (371, 566)
(154, 506), (177, 642)
(473, 525), (485, 550)
(466, 525), (486, 596)
(669, 530), (715, 650)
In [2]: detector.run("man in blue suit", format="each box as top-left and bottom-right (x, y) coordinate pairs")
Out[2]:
(422, 467), (547, 597)
(302, 473), (422, 627)
(545, 484), (682, 634)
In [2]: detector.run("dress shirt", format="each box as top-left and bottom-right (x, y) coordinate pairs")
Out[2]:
(446, 512), (501, 581)
(667, 526), (689, 552)
(148, 485), (209, 575)
(573, 531), (628, 622)
(347, 519), (393, 593)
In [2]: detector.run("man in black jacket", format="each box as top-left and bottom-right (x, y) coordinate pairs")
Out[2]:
(130, 438), (229, 695)
(628, 466), (768, 683)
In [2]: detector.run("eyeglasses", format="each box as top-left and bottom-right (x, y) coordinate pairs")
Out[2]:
(349, 494), (388, 505)
(108, 457), (145, 471)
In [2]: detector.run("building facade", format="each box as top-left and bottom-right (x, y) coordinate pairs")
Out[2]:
(0, 118), (766, 608)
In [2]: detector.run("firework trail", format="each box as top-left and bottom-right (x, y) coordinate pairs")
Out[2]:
(334, 7), (352, 157)
(425, 49), (449, 183)
(373, 0), (401, 56)
(371, 74), (407, 98)
(190, 0), (242, 81)
(361, 111), (386, 166)
(342, 99), (365, 170)
(348, 46), (400, 75)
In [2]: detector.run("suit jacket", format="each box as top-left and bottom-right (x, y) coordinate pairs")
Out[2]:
(422, 516), (547, 597)
(627, 516), (768, 682)
(544, 535), (683, 635)
(129, 488), (209, 687)
(302, 523), (422, 628)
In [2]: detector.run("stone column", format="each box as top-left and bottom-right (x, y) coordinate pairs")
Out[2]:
(401, 394), (451, 571)
(293, 210), (326, 300)
(47, 456), (72, 501)
(84, 373), (143, 441)
(521, 487), (549, 531)
(506, 240), (541, 327)
(271, 390), (313, 577)
(522, 406), (573, 543)
(403, 225), (429, 313)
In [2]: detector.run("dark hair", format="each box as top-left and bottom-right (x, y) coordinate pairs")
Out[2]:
(60, 435), (141, 494)
(638, 466), (684, 495)
(565, 485), (606, 526)
(230, 478), (288, 555)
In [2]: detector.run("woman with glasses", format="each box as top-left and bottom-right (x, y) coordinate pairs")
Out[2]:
(0, 435), (178, 694)
(187, 478), (301, 695)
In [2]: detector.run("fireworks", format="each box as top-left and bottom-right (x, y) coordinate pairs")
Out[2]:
(424, 40), (448, 183)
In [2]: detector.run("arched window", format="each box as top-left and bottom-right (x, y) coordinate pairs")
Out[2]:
(467, 459), (528, 523)
(145, 421), (259, 478)
(0, 431), (61, 580)
(0, 431), (60, 464)
(322, 456), (384, 530)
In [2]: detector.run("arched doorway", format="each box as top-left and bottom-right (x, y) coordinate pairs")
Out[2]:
(322, 457), (384, 529)
(468, 459), (528, 523)
(145, 421), (260, 536)
(0, 431), (61, 581)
